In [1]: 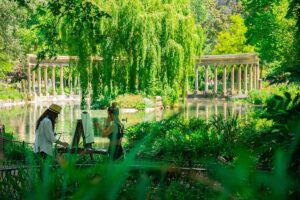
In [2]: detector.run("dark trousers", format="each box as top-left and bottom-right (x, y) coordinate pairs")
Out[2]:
(108, 145), (124, 160)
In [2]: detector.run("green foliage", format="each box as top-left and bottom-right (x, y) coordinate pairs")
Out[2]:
(34, 0), (203, 105)
(242, 0), (299, 81)
(196, 0), (243, 54)
(213, 14), (255, 54)
(91, 96), (111, 110)
(288, 0), (300, 77)
(0, 85), (24, 100)
(115, 94), (146, 110)
(247, 83), (300, 105)
(161, 86), (179, 107)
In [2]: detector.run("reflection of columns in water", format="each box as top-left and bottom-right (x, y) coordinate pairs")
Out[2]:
(244, 104), (248, 121)
(185, 102), (189, 119)
(205, 104), (209, 123)
(231, 104), (235, 118)
(70, 104), (74, 130)
(223, 102), (227, 120)
(238, 104), (242, 119)
(29, 105), (32, 141)
(27, 65), (32, 95)
(33, 105), (37, 141)
(156, 109), (163, 121)
(78, 75), (81, 95)
(214, 104), (218, 120)
(76, 107), (80, 120)
(38, 105), (42, 116)
(196, 102), (199, 118)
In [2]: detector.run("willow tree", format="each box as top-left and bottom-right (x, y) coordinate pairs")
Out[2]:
(35, 0), (202, 105)
(96, 0), (203, 98)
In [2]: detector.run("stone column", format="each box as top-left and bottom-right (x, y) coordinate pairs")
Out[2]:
(223, 65), (227, 96)
(230, 65), (235, 95)
(244, 64), (248, 95)
(254, 64), (257, 89)
(27, 65), (32, 95)
(213, 66), (218, 95)
(32, 71), (36, 95)
(194, 65), (199, 95)
(249, 64), (253, 91)
(38, 66), (42, 96)
(238, 64), (242, 95)
(204, 65), (209, 95)
(52, 65), (56, 95)
(60, 65), (64, 95)
(44, 66), (48, 96)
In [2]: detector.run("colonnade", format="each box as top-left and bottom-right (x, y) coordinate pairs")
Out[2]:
(194, 64), (261, 96)
(27, 64), (79, 97)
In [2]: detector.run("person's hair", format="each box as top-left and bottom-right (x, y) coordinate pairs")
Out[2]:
(35, 109), (59, 131)
(107, 106), (114, 115)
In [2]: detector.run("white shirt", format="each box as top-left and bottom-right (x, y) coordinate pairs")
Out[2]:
(34, 117), (57, 156)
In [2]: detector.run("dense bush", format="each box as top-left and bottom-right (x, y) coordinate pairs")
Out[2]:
(115, 94), (146, 110)
(0, 86), (23, 101)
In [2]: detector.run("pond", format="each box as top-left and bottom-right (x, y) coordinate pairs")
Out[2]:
(0, 99), (261, 145)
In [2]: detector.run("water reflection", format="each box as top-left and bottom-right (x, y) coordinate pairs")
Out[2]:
(0, 100), (259, 143)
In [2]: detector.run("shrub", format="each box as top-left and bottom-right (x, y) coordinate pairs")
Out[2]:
(0, 86), (23, 101)
(91, 96), (111, 110)
(115, 94), (146, 110)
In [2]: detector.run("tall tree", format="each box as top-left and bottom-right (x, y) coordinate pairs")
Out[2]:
(213, 14), (254, 54)
(35, 0), (203, 105)
(287, 0), (300, 77)
(191, 0), (243, 54)
(242, 0), (296, 64)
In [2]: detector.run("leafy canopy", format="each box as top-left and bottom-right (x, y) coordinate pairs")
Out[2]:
(213, 14), (254, 55)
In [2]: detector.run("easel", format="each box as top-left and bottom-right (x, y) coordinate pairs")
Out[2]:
(57, 120), (107, 160)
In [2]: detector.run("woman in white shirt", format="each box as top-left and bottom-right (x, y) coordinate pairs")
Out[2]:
(34, 104), (69, 159)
